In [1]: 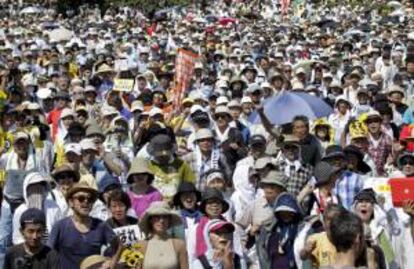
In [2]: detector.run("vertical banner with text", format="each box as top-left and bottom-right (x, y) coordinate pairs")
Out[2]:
(174, 48), (199, 109)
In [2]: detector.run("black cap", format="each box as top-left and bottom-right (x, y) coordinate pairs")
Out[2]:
(249, 134), (266, 146)
(20, 208), (46, 227)
(322, 145), (345, 161)
(354, 188), (377, 204)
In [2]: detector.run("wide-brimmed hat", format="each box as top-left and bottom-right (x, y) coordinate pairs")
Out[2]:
(95, 64), (115, 75)
(200, 188), (229, 214)
(139, 201), (182, 234)
(52, 164), (80, 182)
(65, 181), (98, 201)
(387, 85), (405, 97)
(314, 161), (343, 187)
(127, 158), (154, 184)
(85, 123), (105, 139)
(259, 170), (287, 189)
(343, 145), (371, 174)
(80, 255), (109, 269)
(172, 182), (201, 207)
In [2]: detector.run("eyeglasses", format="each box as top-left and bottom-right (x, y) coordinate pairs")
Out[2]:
(73, 195), (95, 204)
(284, 69), (292, 73)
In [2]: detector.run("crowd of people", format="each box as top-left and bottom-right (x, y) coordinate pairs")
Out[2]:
(0, 0), (414, 268)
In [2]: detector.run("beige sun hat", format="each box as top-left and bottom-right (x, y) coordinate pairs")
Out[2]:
(80, 255), (109, 269)
(139, 201), (182, 234)
(127, 158), (154, 184)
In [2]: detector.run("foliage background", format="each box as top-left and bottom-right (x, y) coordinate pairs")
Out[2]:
(56, 0), (190, 17)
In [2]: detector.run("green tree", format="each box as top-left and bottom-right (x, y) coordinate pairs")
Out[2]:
(105, 0), (190, 17)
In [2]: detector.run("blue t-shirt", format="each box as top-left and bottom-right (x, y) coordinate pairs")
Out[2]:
(48, 217), (116, 269)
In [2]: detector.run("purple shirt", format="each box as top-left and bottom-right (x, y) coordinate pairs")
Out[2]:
(128, 186), (162, 218)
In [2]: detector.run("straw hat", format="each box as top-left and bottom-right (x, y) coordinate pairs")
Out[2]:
(139, 201), (182, 234)
(52, 164), (80, 182)
(80, 255), (109, 269)
(65, 181), (98, 201)
(95, 64), (115, 75)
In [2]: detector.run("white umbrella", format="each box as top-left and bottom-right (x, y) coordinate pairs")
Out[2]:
(20, 6), (43, 15)
(47, 28), (73, 42)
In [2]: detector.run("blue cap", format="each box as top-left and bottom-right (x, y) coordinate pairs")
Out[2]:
(20, 208), (46, 226)
(98, 174), (121, 194)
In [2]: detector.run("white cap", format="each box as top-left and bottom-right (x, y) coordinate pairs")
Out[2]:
(241, 96), (252, 103)
(149, 107), (163, 117)
(247, 83), (262, 93)
(295, 67), (306, 75)
(37, 88), (53, 99)
(84, 85), (96, 92)
(190, 104), (206, 115)
(65, 143), (81, 156)
(216, 96), (229, 106)
(261, 82), (273, 89)
(323, 73), (333, 79)
(80, 138), (97, 151)
(14, 131), (30, 142)
(227, 100), (241, 108)
(214, 105), (231, 116)
(131, 100), (144, 112)
(27, 103), (41, 110)
(60, 108), (75, 119)
(102, 105), (119, 117)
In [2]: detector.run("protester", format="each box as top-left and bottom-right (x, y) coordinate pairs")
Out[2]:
(138, 201), (188, 269)
(48, 182), (121, 269)
(12, 172), (63, 245)
(1, 0), (414, 268)
(126, 157), (162, 218)
(4, 209), (58, 269)
(257, 192), (303, 269)
(106, 189), (138, 229)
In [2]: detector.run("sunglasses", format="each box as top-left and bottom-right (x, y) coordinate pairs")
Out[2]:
(366, 119), (381, 124)
(57, 172), (74, 180)
(401, 159), (414, 166)
(215, 114), (229, 120)
(73, 195), (95, 204)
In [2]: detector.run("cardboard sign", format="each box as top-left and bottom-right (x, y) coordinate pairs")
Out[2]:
(114, 59), (129, 71)
(113, 225), (144, 246)
(113, 79), (134, 92)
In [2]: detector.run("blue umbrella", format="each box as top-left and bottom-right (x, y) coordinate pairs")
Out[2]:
(249, 91), (333, 125)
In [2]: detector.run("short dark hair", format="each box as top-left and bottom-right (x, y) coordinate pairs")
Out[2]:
(329, 211), (363, 252)
(107, 190), (131, 209)
(292, 115), (309, 128)
(323, 203), (345, 219)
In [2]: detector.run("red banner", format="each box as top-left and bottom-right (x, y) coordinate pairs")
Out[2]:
(173, 49), (199, 109)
